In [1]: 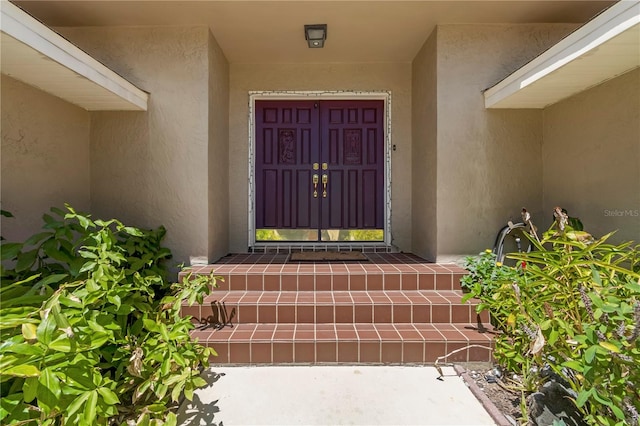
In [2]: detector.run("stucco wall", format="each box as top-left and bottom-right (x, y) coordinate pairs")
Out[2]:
(1, 75), (90, 241)
(543, 68), (640, 243)
(411, 29), (438, 261)
(208, 31), (231, 261)
(59, 27), (213, 266)
(229, 63), (412, 253)
(429, 24), (577, 260)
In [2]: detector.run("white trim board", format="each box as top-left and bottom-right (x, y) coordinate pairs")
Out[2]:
(0, 1), (148, 111)
(484, 0), (640, 109)
(247, 91), (393, 249)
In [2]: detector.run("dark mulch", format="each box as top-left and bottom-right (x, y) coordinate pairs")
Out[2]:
(458, 362), (526, 425)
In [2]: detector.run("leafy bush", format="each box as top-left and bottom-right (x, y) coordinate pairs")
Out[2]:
(463, 222), (640, 425)
(460, 249), (520, 294)
(0, 206), (219, 425)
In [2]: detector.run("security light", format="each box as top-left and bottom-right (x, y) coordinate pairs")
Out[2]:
(304, 24), (327, 48)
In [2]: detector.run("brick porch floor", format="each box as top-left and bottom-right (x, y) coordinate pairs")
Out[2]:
(180, 252), (495, 364)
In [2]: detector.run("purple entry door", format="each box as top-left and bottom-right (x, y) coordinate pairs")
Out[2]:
(255, 100), (385, 242)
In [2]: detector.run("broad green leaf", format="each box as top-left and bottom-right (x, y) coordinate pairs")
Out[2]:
(146, 403), (167, 413)
(170, 380), (184, 403)
(36, 311), (57, 346)
(576, 389), (593, 408)
(77, 215), (92, 230)
(599, 341), (620, 353)
(23, 376), (39, 402)
(159, 323), (170, 342)
(562, 360), (584, 372)
(38, 273), (69, 287)
(49, 335), (73, 352)
(3, 364), (40, 377)
(96, 387), (119, 405)
(37, 368), (61, 414)
(24, 232), (52, 247)
(143, 319), (160, 333)
(192, 376), (208, 388)
(84, 332), (109, 350)
(165, 412), (178, 426)
(66, 391), (90, 419)
(83, 390), (98, 425)
(1, 341), (44, 356)
(15, 249), (38, 272)
(64, 367), (96, 391)
(137, 413), (150, 426)
(39, 368), (61, 398)
(1, 210), (14, 218)
(0, 242), (23, 260)
(611, 405), (625, 420)
(123, 226), (144, 237)
(49, 304), (74, 339)
(43, 242), (73, 264)
(59, 294), (83, 309)
(0, 393), (22, 421)
(79, 261), (97, 274)
(0, 273), (40, 295)
(22, 323), (37, 341)
(585, 345), (598, 363)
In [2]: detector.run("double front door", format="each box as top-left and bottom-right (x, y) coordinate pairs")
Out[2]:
(255, 99), (385, 242)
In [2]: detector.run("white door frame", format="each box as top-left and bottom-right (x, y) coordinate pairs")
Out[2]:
(247, 90), (393, 249)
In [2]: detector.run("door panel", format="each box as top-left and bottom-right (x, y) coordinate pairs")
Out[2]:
(255, 101), (319, 232)
(320, 100), (385, 232)
(255, 99), (385, 242)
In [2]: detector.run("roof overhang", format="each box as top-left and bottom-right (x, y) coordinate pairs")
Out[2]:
(484, 0), (640, 109)
(0, 1), (148, 111)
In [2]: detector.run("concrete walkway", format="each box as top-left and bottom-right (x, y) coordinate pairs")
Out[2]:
(178, 365), (496, 426)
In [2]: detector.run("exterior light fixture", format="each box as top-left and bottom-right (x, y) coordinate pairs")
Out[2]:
(304, 24), (327, 48)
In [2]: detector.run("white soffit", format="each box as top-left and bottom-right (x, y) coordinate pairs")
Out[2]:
(484, 0), (640, 109)
(0, 1), (148, 111)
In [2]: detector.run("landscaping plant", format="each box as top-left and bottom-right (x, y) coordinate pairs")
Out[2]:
(0, 205), (219, 425)
(463, 219), (640, 425)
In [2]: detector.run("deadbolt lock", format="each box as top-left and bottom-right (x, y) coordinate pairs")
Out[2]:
(313, 163), (319, 170)
(322, 163), (328, 170)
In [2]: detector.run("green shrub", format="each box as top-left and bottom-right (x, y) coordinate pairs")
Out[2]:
(0, 205), (219, 425)
(463, 223), (640, 425)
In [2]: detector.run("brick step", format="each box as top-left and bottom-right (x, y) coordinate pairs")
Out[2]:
(182, 290), (489, 325)
(191, 323), (494, 364)
(181, 258), (466, 292)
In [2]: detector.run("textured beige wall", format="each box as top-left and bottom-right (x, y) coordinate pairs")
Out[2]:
(543, 69), (640, 243)
(1, 75), (90, 241)
(432, 24), (577, 260)
(229, 63), (412, 253)
(60, 27), (214, 266)
(411, 29), (438, 261)
(208, 31), (231, 261)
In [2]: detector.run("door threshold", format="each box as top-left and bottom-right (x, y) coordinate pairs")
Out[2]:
(250, 243), (396, 254)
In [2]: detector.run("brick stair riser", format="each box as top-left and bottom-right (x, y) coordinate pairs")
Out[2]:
(179, 272), (466, 292)
(182, 303), (490, 325)
(201, 340), (494, 364)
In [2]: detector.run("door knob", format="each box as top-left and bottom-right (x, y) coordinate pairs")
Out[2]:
(322, 174), (328, 198)
(313, 174), (319, 198)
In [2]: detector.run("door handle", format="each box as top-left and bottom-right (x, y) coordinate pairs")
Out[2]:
(322, 174), (328, 198)
(313, 174), (319, 198)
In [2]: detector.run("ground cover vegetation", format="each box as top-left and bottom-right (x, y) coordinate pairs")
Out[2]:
(0, 206), (218, 425)
(462, 217), (640, 425)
